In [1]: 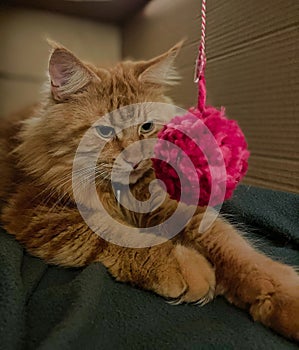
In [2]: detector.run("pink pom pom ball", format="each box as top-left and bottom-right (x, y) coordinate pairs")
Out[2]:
(153, 106), (250, 207)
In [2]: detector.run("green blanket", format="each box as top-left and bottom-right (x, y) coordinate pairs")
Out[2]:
(0, 185), (298, 350)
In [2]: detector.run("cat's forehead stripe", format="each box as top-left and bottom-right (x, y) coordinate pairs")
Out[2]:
(109, 106), (148, 126)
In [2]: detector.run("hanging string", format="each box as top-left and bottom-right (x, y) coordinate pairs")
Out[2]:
(194, 0), (207, 112)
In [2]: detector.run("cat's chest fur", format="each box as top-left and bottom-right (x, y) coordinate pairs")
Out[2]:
(98, 170), (169, 228)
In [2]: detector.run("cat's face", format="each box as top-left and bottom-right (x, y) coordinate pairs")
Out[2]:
(17, 41), (182, 196)
(93, 104), (160, 185)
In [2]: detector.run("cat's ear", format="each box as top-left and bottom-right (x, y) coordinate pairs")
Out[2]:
(48, 40), (99, 101)
(137, 41), (183, 86)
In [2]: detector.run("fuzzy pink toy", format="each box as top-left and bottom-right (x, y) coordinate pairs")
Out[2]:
(153, 1), (250, 207)
(153, 0), (249, 206)
(153, 94), (250, 206)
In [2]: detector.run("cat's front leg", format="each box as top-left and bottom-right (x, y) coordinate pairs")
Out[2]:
(86, 197), (216, 304)
(182, 212), (299, 341)
(102, 242), (216, 305)
(3, 186), (215, 305)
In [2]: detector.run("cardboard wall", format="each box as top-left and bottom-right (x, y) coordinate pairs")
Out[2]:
(123, 0), (299, 193)
(0, 7), (121, 115)
(1, 2), (298, 193)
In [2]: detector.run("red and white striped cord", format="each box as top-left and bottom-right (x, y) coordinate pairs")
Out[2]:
(194, 0), (207, 83)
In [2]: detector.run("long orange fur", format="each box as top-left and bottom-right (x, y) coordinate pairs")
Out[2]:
(0, 42), (298, 342)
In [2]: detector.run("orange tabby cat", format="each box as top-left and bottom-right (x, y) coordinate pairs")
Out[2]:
(0, 42), (298, 342)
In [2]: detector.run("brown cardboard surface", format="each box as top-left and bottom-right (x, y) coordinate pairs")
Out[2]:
(123, 0), (299, 193)
(5, 0), (150, 23)
(1, 8), (121, 78)
(244, 156), (299, 193)
(0, 79), (41, 116)
(0, 8), (121, 114)
(1, 1), (298, 193)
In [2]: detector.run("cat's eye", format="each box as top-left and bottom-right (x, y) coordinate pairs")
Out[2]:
(96, 125), (115, 139)
(140, 121), (155, 134)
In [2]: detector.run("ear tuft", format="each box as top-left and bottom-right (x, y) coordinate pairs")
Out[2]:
(46, 38), (62, 50)
(48, 42), (97, 101)
(137, 41), (184, 86)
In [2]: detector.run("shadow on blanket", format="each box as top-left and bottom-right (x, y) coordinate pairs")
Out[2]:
(0, 185), (298, 349)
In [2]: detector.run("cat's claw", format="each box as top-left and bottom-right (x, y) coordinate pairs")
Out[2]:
(166, 298), (184, 306)
(166, 283), (215, 306)
(194, 288), (214, 306)
(154, 245), (215, 305)
(173, 245), (216, 304)
(249, 267), (299, 342)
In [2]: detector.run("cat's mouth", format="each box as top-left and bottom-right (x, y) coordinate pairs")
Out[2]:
(111, 159), (152, 185)
(132, 162), (141, 170)
(124, 160), (141, 171)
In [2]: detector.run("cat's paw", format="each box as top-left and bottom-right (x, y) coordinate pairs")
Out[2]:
(161, 245), (215, 305)
(250, 265), (299, 342)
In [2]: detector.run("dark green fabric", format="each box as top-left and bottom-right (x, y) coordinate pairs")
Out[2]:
(0, 185), (298, 350)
